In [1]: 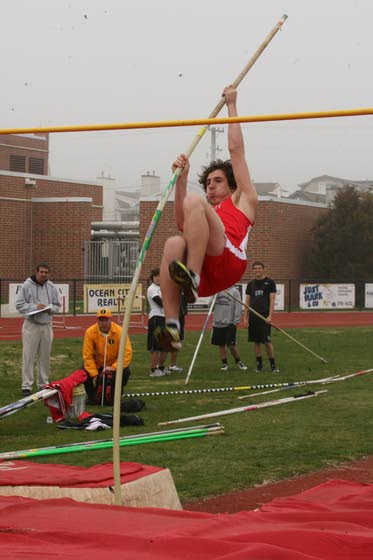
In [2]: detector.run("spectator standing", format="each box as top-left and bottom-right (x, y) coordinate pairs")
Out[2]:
(243, 261), (279, 373)
(211, 286), (247, 372)
(147, 268), (168, 377)
(15, 262), (61, 396)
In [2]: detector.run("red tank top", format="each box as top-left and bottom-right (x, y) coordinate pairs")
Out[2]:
(214, 196), (252, 249)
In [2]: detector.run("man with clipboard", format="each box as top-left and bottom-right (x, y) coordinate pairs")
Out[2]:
(15, 263), (60, 396)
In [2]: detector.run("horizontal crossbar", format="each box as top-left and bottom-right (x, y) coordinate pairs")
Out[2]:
(1, 108), (372, 135)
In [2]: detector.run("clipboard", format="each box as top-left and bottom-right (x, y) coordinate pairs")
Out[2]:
(25, 304), (53, 316)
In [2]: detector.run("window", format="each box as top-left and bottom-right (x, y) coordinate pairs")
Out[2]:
(318, 182), (327, 195)
(9, 155), (26, 172)
(28, 157), (45, 175)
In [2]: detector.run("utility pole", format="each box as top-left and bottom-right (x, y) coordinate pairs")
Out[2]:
(209, 126), (224, 161)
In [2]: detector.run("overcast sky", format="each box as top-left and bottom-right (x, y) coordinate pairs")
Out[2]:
(2, 0), (373, 192)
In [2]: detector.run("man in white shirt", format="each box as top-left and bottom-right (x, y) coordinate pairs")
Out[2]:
(147, 268), (168, 377)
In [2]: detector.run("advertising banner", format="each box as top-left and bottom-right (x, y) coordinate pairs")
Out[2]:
(365, 283), (373, 308)
(300, 283), (355, 309)
(84, 284), (143, 313)
(189, 283), (285, 312)
(9, 283), (69, 314)
(274, 283), (285, 311)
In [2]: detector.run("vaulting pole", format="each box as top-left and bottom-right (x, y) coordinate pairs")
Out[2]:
(123, 383), (292, 398)
(225, 290), (328, 364)
(320, 367), (373, 383)
(121, 369), (373, 400)
(185, 294), (216, 385)
(0, 424), (224, 461)
(0, 423), (223, 460)
(236, 368), (372, 399)
(239, 376), (339, 399)
(158, 390), (327, 426)
(0, 388), (57, 420)
(112, 14), (288, 505)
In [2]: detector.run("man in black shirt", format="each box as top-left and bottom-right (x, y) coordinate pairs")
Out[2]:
(243, 261), (279, 373)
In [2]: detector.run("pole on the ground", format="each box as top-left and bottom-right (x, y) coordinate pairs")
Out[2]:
(158, 390), (327, 426)
(0, 425), (224, 460)
(0, 388), (57, 420)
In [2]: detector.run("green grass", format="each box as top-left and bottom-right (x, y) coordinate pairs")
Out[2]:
(0, 327), (372, 503)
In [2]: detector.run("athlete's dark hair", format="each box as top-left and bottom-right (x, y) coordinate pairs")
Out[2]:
(150, 268), (160, 281)
(252, 261), (265, 269)
(198, 159), (237, 193)
(36, 262), (50, 272)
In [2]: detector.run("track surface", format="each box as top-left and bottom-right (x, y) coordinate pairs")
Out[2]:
(0, 311), (372, 341)
(183, 455), (373, 513)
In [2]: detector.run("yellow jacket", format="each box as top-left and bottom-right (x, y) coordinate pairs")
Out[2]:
(83, 321), (132, 378)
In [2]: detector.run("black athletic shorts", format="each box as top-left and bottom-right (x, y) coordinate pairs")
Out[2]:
(179, 313), (185, 342)
(248, 313), (271, 343)
(147, 315), (166, 351)
(211, 324), (237, 347)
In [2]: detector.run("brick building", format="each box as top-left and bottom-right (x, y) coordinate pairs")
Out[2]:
(139, 196), (327, 288)
(0, 136), (327, 307)
(0, 133), (49, 175)
(0, 170), (103, 280)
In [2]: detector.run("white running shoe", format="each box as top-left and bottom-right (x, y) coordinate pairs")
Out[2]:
(237, 361), (248, 370)
(149, 368), (167, 377)
(169, 365), (183, 372)
(220, 364), (229, 371)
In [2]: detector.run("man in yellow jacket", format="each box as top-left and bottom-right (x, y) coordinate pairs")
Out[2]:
(83, 307), (132, 405)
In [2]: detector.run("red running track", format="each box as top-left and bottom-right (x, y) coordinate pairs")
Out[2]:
(0, 311), (372, 342)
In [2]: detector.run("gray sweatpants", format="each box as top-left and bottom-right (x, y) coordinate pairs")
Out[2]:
(21, 321), (54, 390)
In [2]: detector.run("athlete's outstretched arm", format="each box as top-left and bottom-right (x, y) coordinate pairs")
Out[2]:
(173, 154), (189, 231)
(224, 86), (258, 223)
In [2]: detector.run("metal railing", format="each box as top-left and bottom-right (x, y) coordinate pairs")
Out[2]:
(83, 239), (139, 282)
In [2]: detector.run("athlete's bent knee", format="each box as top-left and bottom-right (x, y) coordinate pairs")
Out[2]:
(183, 193), (205, 213)
(163, 236), (186, 260)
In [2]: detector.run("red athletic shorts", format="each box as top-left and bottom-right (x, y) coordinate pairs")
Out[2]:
(198, 248), (247, 297)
